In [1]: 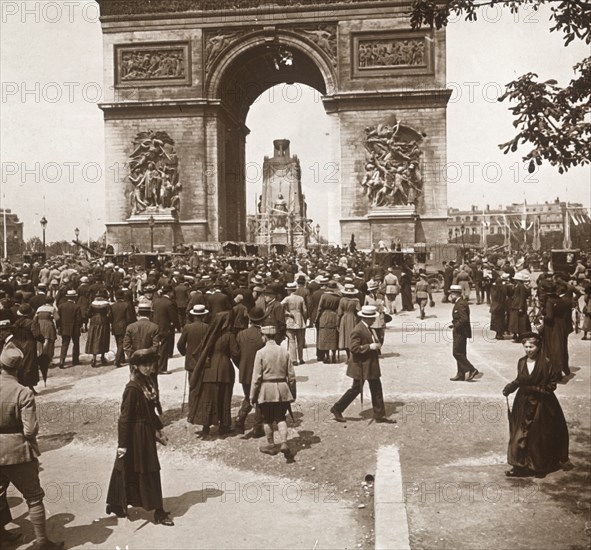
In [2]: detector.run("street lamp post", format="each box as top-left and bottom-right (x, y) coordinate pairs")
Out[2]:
(74, 227), (80, 242)
(460, 223), (465, 262)
(40, 216), (48, 255)
(148, 215), (155, 253)
(316, 223), (320, 243)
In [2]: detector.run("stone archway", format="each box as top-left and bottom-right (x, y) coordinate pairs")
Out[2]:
(204, 30), (338, 242)
(97, 1), (451, 251)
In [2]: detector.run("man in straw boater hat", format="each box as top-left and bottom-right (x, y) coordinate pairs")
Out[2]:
(250, 324), (297, 460)
(330, 305), (395, 424)
(449, 285), (480, 382)
(177, 304), (209, 374)
(177, 304), (210, 412)
(235, 306), (266, 437)
(0, 341), (64, 549)
(57, 289), (82, 369)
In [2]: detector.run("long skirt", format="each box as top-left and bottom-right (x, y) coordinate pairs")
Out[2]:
(507, 389), (569, 473)
(106, 455), (163, 512)
(85, 323), (110, 355)
(318, 310), (338, 351)
(191, 382), (233, 428)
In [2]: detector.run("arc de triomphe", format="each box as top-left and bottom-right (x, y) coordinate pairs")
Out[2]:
(97, 0), (451, 250)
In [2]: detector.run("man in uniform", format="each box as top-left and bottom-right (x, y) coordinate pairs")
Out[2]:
(330, 305), (394, 424)
(449, 285), (479, 381)
(0, 341), (64, 549)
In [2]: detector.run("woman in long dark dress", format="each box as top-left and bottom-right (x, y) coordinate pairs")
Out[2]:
(106, 348), (173, 526)
(85, 289), (112, 367)
(316, 281), (341, 363)
(12, 303), (43, 392)
(489, 273), (509, 340)
(187, 311), (239, 438)
(400, 266), (414, 312)
(502, 332), (569, 478)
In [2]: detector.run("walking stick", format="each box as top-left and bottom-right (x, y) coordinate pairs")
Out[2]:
(181, 370), (188, 413)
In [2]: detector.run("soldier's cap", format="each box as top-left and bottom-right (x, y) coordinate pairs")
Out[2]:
(189, 304), (208, 316)
(261, 325), (277, 336)
(0, 341), (23, 371)
(248, 307), (265, 322)
(449, 285), (462, 293)
(130, 348), (158, 366)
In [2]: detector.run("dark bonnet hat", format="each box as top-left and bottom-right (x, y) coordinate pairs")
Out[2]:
(130, 348), (158, 366)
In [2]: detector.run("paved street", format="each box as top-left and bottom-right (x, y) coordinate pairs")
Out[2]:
(5, 298), (590, 549)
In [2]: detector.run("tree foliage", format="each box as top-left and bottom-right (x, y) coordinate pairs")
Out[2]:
(410, 0), (591, 173)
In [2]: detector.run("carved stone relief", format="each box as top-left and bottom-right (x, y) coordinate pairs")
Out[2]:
(360, 121), (424, 209)
(115, 43), (190, 87)
(127, 131), (182, 217)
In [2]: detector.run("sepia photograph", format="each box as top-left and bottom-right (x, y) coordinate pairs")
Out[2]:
(0, 1), (589, 549)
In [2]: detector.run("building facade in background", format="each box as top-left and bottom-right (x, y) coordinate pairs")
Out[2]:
(448, 198), (590, 251)
(0, 209), (24, 258)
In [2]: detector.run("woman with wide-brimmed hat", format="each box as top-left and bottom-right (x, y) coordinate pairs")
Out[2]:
(106, 348), (174, 526)
(503, 332), (569, 478)
(12, 304), (43, 393)
(85, 289), (112, 367)
(337, 283), (361, 359)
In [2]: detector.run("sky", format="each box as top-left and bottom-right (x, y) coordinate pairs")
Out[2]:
(1, 0), (589, 243)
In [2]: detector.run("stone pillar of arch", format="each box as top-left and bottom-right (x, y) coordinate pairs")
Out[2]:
(97, 1), (450, 251)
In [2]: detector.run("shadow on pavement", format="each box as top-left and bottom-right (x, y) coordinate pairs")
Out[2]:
(38, 432), (77, 453)
(37, 384), (75, 397)
(290, 429), (321, 459)
(359, 401), (404, 420)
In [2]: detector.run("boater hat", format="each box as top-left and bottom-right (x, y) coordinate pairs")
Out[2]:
(358, 305), (378, 318)
(189, 304), (208, 316)
(261, 325), (277, 336)
(342, 283), (358, 295)
(285, 282), (297, 291)
(449, 285), (462, 293)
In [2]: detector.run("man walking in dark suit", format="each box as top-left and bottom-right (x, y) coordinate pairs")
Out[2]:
(449, 285), (479, 381)
(110, 290), (135, 368)
(235, 307), (266, 436)
(152, 286), (179, 375)
(123, 303), (160, 360)
(173, 275), (190, 329)
(330, 305), (394, 423)
(177, 305), (209, 373)
(123, 302), (162, 413)
(57, 289), (82, 369)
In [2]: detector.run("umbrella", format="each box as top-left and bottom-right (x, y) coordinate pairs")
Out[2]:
(38, 353), (50, 387)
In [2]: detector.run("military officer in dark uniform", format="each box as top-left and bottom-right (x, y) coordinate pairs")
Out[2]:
(449, 284), (479, 381)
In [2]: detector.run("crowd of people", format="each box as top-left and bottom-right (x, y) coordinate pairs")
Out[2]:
(0, 246), (589, 543)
